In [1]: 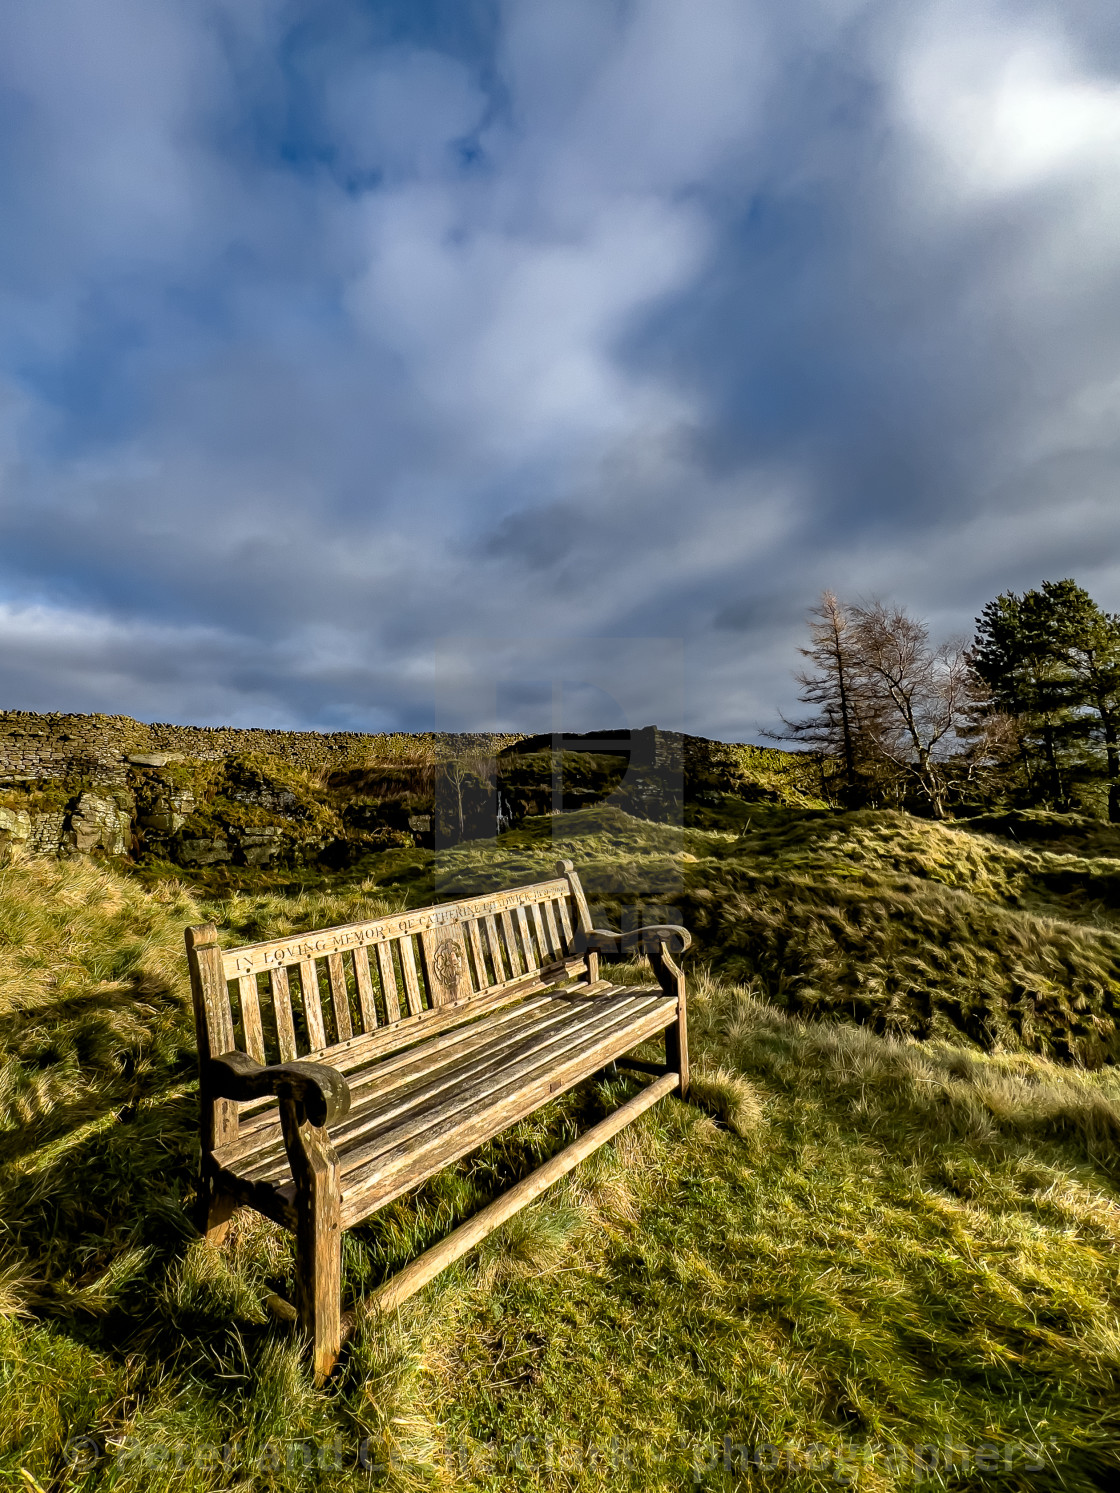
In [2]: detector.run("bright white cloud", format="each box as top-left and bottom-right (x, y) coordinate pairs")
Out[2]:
(894, 6), (1120, 200)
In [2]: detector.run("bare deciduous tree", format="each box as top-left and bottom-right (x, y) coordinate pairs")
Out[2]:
(847, 601), (974, 819)
(778, 592), (1011, 817)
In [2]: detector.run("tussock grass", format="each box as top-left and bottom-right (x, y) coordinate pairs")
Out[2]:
(2, 815), (1120, 1487)
(687, 1065), (766, 1138)
(422, 804), (1120, 1065)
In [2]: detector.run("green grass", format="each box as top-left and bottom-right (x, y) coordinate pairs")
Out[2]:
(1, 811), (1119, 1489)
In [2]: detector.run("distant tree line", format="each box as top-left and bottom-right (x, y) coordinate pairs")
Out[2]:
(777, 580), (1120, 821)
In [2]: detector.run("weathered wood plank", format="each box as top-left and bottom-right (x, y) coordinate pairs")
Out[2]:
(374, 942), (401, 1024)
(516, 905), (537, 971)
(335, 995), (671, 1191)
(237, 992), (659, 1184)
(465, 919), (486, 992)
(268, 966), (296, 1063)
(268, 966), (297, 1062)
(353, 948), (378, 1032)
(542, 900), (562, 958)
(399, 936), (424, 1015)
(530, 902), (549, 963)
(554, 894), (574, 949)
(490, 915), (511, 981)
(327, 952), (352, 1043)
(238, 974), (266, 1063)
(498, 911), (521, 978)
(299, 959), (327, 1052)
(420, 924), (470, 1007)
(339, 999), (677, 1225)
(220, 878), (572, 978)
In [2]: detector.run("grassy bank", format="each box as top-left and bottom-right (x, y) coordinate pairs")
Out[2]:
(1, 811), (1119, 1490)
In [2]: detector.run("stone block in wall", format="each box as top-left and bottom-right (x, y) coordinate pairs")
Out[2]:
(0, 806), (31, 845)
(235, 826), (285, 867)
(69, 792), (133, 856)
(176, 836), (232, 866)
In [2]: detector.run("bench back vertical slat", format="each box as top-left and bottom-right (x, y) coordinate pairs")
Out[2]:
(495, 907), (516, 979)
(374, 942), (401, 1023)
(481, 915), (503, 983)
(419, 923), (471, 1006)
(465, 919), (487, 990)
(554, 893), (573, 947)
(353, 947), (378, 1030)
(534, 895), (552, 955)
(271, 966), (298, 1060)
(399, 936), (424, 1014)
(517, 905), (538, 971)
(299, 958), (327, 1050)
(238, 974), (267, 1063)
(326, 952), (352, 1042)
(185, 924), (239, 1148)
(540, 895), (561, 955)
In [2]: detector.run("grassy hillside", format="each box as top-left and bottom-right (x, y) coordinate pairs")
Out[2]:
(1, 810), (1119, 1489)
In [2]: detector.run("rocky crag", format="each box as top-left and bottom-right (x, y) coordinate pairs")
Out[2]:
(0, 712), (822, 869)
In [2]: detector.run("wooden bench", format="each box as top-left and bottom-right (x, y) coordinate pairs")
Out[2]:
(186, 859), (690, 1380)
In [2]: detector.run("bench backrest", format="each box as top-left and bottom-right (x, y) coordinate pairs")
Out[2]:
(187, 860), (594, 1077)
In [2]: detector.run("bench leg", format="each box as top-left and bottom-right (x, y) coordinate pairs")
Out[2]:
(199, 1173), (235, 1247)
(664, 991), (690, 1101)
(651, 941), (689, 1100)
(286, 1112), (343, 1383)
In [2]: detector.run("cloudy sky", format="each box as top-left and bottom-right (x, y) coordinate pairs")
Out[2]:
(0, 0), (1117, 740)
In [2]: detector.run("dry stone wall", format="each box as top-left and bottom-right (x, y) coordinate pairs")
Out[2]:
(0, 710), (520, 784)
(0, 709), (528, 864)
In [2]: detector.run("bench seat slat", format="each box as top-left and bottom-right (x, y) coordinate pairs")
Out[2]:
(336, 997), (676, 1226)
(217, 990), (565, 1165)
(338, 992), (670, 1180)
(232, 990), (660, 1183)
(233, 959), (597, 1122)
(225, 988), (671, 1193)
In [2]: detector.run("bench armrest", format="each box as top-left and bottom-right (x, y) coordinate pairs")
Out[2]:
(206, 1051), (352, 1127)
(582, 924), (692, 958)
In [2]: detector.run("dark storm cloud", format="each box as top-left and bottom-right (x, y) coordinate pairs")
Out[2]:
(0, 0), (1118, 739)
